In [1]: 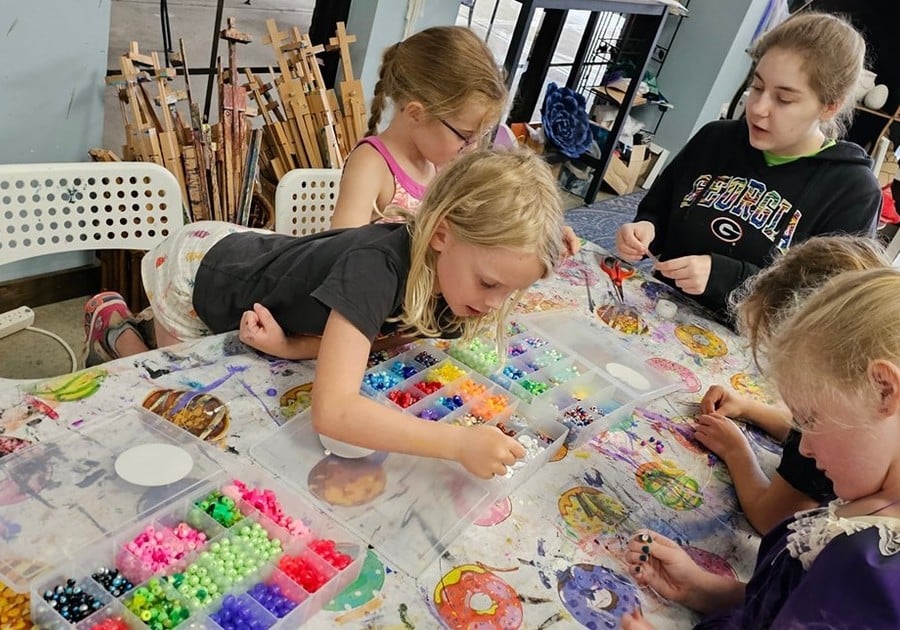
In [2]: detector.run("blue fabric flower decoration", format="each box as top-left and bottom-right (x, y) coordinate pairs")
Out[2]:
(541, 82), (592, 159)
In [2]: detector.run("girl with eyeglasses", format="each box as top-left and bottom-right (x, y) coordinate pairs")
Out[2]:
(329, 26), (506, 228)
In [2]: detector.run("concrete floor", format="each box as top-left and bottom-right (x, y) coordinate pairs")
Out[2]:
(1, 0), (604, 380)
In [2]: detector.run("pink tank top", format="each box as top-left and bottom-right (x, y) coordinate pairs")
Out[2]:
(357, 136), (426, 220)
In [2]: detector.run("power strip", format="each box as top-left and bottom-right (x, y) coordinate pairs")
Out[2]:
(0, 306), (35, 339)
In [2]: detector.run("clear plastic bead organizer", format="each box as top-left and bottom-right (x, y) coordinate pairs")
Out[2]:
(251, 312), (679, 577)
(0, 407), (366, 629)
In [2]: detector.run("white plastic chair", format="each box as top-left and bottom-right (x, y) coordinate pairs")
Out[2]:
(274, 168), (341, 237)
(0, 162), (184, 266)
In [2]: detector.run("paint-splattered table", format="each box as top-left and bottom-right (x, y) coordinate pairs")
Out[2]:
(0, 245), (780, 629)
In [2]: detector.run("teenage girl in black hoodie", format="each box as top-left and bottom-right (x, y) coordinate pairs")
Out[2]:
(616, 13), (882, 322)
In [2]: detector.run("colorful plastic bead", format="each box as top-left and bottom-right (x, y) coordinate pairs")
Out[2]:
(0, 581), (32, 629)
(390, 360), (420, 379)
(413, 380), (442, 395)
(387, 389), (421, 409)
(41, 578), (105, 623)
(90, 618), (131, 630)
(91, 567), (134, 597)
(417, 407), (444, 421)
(210, 594), (274, 630)
(427, 363), (466, 384)
(448, 339), (500, 373)
(196, 490), (244, 528)
(278, 555), (330, 592)
(224, 480), (311, 537)
(308, 538), (353, 570)
(414, 351), (438, 367)
(502, 434), (544, 478)
(362, 371), (402, 391)
(248, 583), (297, 618)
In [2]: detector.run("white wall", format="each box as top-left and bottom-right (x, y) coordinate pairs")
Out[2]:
(0, 0), (111, 282)
(347, 0), (460, 116)
(648, 0), (769, 156)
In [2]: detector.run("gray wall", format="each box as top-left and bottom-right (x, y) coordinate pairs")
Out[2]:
(0, 0), (111, 283)
(647, 0), (769, 156)
(347, 0), (460, 126)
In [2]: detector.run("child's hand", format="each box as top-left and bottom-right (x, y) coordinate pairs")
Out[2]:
(454, 425), (525, 479)
(654, 255), (712, 295)
(626, 530), (706, 606)
(562, 226), (581, 258)
(616, 221), (655, 262)
(621, 610), (655, 630)
(239, 303), (287, 355)
(694, 412), (750, 460)
(700, 385), (747, 418)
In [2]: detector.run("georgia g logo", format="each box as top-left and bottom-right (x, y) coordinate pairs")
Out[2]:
(710, 217), (743, 243)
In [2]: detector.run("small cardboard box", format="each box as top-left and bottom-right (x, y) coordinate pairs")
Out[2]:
(603, 144), (647, 195)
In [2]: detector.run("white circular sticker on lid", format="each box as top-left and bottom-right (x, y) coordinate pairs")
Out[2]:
(605, 362), (651, 390)
(115, 443), (194, 487)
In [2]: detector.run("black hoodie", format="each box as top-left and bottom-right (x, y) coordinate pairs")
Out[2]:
(634, 120), (881, 322)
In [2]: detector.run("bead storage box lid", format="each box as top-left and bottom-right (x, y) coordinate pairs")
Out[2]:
(521, 311), (681, 406)
(28, 461), (366, 629)
(251, 351), (569, 577)
(0, 406), (223, 594)
(447, 313), (682, 449)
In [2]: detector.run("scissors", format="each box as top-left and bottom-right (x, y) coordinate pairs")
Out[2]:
(599, 255), (635, 303)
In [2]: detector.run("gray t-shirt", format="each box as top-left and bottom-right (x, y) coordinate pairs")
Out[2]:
(192, 223), (456, 341)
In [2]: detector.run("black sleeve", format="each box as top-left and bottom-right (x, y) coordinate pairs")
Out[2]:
(812, 167), (882, 238)
(776, 430), (835, 503)
(633, 122), (720, 256)
(310, 248), (403, 341)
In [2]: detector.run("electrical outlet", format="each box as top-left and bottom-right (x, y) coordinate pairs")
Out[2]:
(0, 306), (35, 339)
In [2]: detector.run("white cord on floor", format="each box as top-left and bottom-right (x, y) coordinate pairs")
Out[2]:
(25, 326), (79, 373)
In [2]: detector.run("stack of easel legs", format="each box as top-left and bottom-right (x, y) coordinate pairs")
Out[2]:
(97, 18), (367, 230)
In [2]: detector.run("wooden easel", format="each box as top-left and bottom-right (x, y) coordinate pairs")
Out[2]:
(220, 18), (252, 224)
(286, 29), (344, 168)
(263, 19), (321, 168)
(328, 22), (367, 149)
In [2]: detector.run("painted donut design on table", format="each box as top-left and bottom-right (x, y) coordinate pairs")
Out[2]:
(28, 369), (107, 402)
(514, 289), (580, 314)
(558, 486), (628, 538)
(474, 497), (513, 527)
(557, 563), (641, 629)
(730, 372), (774, 403)
(646, 357), (701, 393)
(307, 456), (387, 507)
(279, 382), (314, 419)
(596, 305), (648, 335)
(635, 461), (703, 510)
(324, 549), (385, 611)
(674, 324), (728, 358)
(142, 389), (230, 445)
(0, 436), (32, 458)
(433, 564), (523, 629)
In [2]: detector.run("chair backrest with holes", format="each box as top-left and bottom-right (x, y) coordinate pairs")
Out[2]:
(0, 162), (184, 267)
(274, 168), (341, 237)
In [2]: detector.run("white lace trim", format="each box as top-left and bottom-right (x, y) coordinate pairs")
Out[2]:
(785, 500), (900, 570)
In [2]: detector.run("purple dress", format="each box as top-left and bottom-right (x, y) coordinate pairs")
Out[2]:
(697, 503), (900, 629)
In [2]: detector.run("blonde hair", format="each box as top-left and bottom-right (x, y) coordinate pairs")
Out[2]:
(750, 12), (866, 138)
(733, 235), (889, 366)
(398, 148), (564, 346)
(366, 26), (507, 137)
(768, 268), (900, 422)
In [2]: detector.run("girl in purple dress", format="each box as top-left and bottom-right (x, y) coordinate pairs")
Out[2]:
(623, 267), (900, 629)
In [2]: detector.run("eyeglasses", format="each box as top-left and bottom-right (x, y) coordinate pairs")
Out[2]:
(439, 118), (485, 148)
